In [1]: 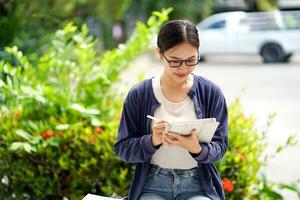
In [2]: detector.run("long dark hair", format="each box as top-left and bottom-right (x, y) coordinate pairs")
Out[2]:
(157, 19), (199, 54)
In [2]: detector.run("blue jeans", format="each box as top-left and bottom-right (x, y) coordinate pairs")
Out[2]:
(139, 164), (211, 200)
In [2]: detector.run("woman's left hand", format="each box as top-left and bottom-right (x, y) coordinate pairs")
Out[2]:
(162, 129), (202, 154)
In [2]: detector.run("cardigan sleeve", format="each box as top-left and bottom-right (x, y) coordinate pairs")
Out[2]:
(114, 87), (158, 163)
(193, 85), (228, 163)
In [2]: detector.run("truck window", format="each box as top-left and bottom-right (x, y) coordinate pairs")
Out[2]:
(207, 20), (226, 29)
(282, 12), (300, 29)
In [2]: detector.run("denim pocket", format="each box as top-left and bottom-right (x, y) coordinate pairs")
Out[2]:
(145, 171), (155, 182)
(191, 175), (202, 184)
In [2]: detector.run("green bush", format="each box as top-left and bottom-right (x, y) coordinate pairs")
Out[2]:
(216, 99), (299, 200)
(216, 99), (263, 199)
(0, 8), (172, 200)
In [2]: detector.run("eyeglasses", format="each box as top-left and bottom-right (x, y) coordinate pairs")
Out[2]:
(162, 51), (200, 68)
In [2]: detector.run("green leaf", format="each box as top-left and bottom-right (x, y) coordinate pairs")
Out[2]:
(9, 142), (23, 151)
(49, 140), (59, 147)
(27, 120), (39, 131)
(55, 124), (69, 130)
(0, 79), (5, 87)
(286, 134), (297, 145)
(262, 185), (284, 199)
(85, 108), (100, 115)
(276, 146), (283, 153)
(279, 183), (300, 198)
(58, 156), (69, 170)
(35, 95), (47, 104)
(23, 143), (36, 153)
(9, 142), (36, 153)
(30, 136), (42, 145)
(16, 129), (33, 141)
(91, 118), (101, 126)
(71, 103), (86, 113)
(20, 86), (47, 104)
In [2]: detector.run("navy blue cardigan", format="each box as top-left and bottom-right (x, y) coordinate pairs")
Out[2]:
(114, 74), (228, 200)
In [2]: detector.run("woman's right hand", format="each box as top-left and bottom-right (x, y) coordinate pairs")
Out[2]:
(151, 120), (168, 147)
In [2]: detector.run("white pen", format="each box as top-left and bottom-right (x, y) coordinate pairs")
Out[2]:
(146, 115), (161, 121)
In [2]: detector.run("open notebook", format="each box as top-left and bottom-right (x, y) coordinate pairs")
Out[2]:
(165, 118), (219, 143)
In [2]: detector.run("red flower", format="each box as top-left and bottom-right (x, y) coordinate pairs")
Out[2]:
(89, 136), (96, 144)
(41, 130), (54, 139)
(15, 111), (22, 119)
(222, 178), (234, 193)
(63, 144), (68, 150)
(239, 153), (246, 162)
(94, 127), (104, 134)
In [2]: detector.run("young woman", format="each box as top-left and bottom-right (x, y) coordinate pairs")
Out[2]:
(114, 19), (228, 200)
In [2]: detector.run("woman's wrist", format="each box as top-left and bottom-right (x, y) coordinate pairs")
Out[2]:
(189, 145), (202, 158)
(151, 134), (161, 147)
(189, 144), (202, 154)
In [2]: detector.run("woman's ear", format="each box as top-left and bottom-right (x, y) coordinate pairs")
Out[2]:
(156, 47), (162, 60)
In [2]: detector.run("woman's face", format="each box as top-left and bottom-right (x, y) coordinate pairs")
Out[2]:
(159, 42), (198, 84)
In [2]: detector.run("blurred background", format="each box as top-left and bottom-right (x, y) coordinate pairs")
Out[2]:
(1, 0), (300, 52)
(1, 0), (300, 200)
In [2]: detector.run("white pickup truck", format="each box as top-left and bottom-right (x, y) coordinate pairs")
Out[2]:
(197, 11), (300, 63)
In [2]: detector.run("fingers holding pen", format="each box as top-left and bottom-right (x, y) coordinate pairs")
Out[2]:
(151, 119), (169, 147)
(152, 120), (168, 133)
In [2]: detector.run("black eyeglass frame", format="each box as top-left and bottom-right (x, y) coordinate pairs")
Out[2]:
(162, 50), (200, 68)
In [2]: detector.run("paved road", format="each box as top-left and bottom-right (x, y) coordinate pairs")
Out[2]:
(120, 52), (300, 199)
